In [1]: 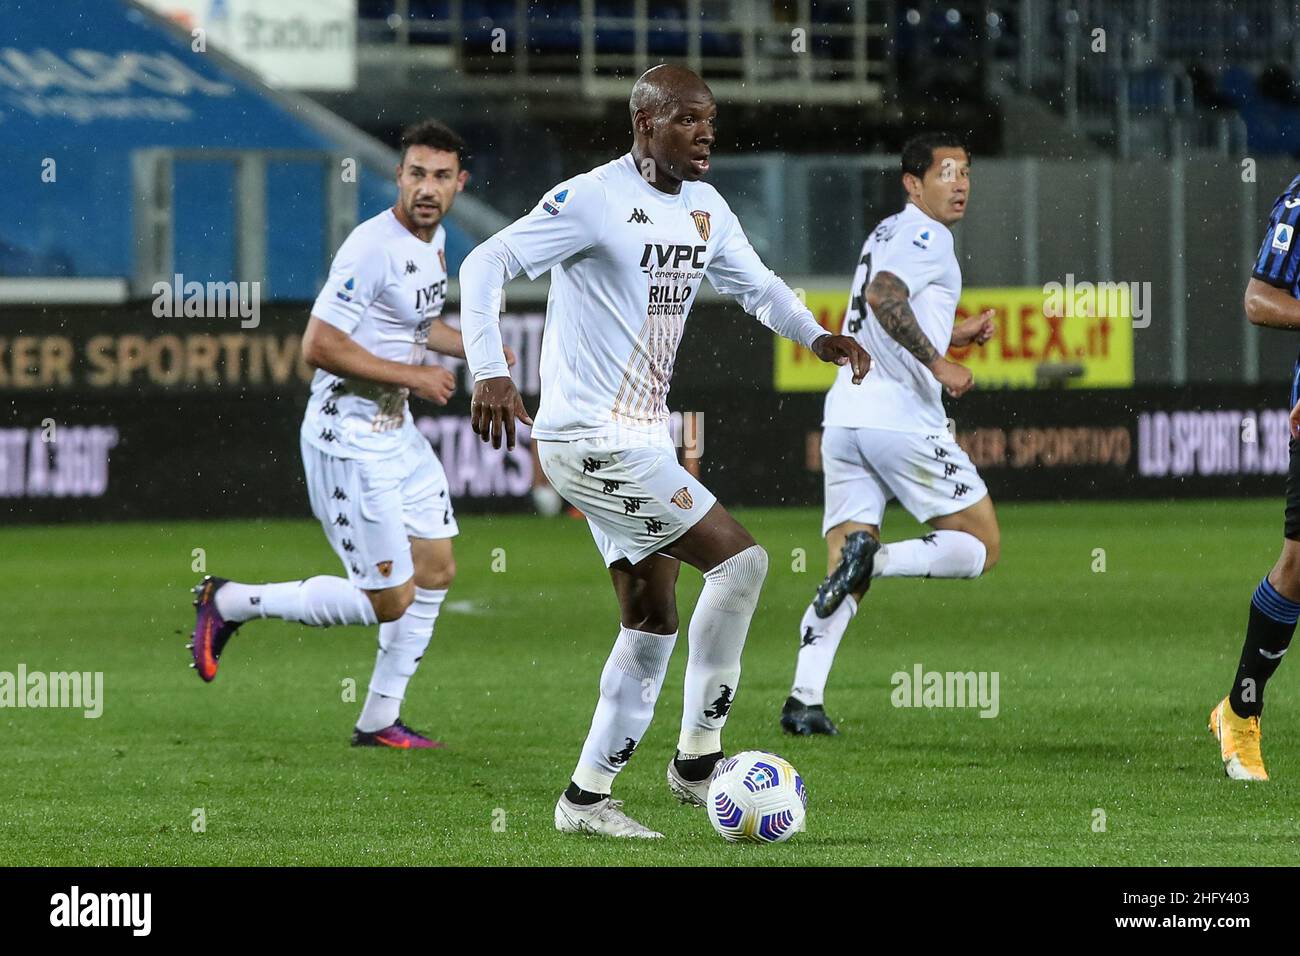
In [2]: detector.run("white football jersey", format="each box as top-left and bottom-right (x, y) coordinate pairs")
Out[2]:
(497, 153), (786, 441)
(302, 209), (449, 459)
(822, 202), (962, 433)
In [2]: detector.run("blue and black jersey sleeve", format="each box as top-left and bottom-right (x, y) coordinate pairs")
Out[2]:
(1253, 174), (1300, 291)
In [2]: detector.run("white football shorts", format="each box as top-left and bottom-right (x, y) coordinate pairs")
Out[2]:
(537, 433), (716, 567)
(300, 427), (458, 590)
(821, 425), (988, 535)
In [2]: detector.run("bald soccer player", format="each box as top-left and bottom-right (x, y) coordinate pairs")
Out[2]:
(459, 65), (871, 838)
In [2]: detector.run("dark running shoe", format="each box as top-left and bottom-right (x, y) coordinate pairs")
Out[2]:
(188, 575), (241, 682)
(780, 696), (840, 736)
(351, 719), (445, 749)
(812, 530), (879, 618)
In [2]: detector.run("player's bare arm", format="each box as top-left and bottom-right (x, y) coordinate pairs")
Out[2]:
(867, 270), (973, 397)
(1245, 277), (1300, 330)
(950, 308), (996, 348)
(302, 315), (455, 404)
(424, 319), (517, 367)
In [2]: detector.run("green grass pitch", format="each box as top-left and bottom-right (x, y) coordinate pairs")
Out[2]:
(1, 500), (1298, 866)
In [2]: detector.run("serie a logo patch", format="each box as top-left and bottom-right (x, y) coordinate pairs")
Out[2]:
(1273, 223), (1293, 252)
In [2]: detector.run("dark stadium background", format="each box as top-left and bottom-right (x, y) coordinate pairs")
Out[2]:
(6, 0), (1300, 522)
(5, 0), (1300, 890)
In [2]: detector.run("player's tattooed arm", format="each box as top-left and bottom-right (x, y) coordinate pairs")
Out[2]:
(865, 271), (939, 365)
(866, 271), (974, 397)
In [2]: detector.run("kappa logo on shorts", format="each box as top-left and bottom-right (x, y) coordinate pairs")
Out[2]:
(376, 560), (394, 578)
(644, 518), (666, 534)
(623, 497), (646, 515)
(670, 486), (694, 509)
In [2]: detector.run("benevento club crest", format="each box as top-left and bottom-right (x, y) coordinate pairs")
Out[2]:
(376, 561), (393, 578)
(690, 210), (711, 241)
(671, 486), (694, 509)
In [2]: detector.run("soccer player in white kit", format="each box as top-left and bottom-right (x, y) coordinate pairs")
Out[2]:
(780, 132), (1002, 737)
(189, 120), (509, 749)
(459, 65), (871, 837)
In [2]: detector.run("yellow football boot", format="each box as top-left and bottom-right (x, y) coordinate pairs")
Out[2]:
(1209, 697), (1269, 781)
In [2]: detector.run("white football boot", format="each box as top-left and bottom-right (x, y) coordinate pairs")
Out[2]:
(665, 756), (715, 807)
(554, 794), (664, 838)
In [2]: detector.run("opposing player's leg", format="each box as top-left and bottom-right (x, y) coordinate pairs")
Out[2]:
(190, 438), (413, 682)
(1211, 483), (1300, 779)
(556, 553), (679, 838)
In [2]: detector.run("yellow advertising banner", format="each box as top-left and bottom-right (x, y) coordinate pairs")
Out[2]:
(774, 286), (1136, 392)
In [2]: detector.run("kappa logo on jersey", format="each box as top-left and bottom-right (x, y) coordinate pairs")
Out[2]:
(913, 227), (933, 249)
(542, 188), (569, 216)
(690, 209), (711, 241)
(376, 560), (394, 578)
(639, 244), (707, 270)
(336, 277), (356, 302)
(1286, 198), (1300, 209)
(404, 260), (418, 275)
(627, 208), (653, 224)
(1273, 223), (1294, 252)
(670, 486), (693, 509)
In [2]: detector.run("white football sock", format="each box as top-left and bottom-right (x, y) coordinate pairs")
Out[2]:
(572, 626), (678, 795)
(356, 691), (401, 733)
(216, 576), (379, 627)
(365, 587), (446, 701)
(790, 595), (857, 707)
(677, 544), (769, 756)
(873, 530), (986, 580)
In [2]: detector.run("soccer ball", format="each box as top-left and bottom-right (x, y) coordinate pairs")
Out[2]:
(706, 751), (807, 844)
